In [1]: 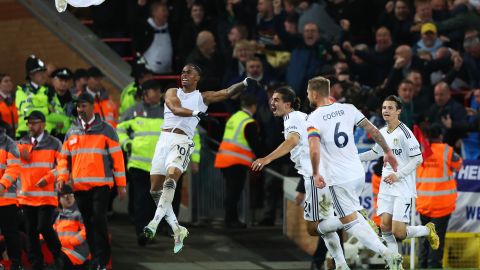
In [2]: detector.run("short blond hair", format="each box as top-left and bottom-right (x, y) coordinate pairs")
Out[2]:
(308, 76), (330, 97)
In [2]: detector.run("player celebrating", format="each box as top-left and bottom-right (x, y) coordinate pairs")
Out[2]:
(359, 95), (439, 255)
(143, 64), (256, 253)
(306, 76), (403, 269)
(251, 87), (349, 270)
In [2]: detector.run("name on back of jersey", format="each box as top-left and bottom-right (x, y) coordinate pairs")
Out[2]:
(321, 110), (344, 121)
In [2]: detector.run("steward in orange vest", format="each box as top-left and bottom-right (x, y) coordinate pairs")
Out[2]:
(0, 124), (23, 270)
(214, 95), (263, 228)
(58, 93), (126, 270)
(0, 74), (18, 139)
(17, 111), (65, 270)
(55, 184), (90, 269)
(416, 123), (462, 269)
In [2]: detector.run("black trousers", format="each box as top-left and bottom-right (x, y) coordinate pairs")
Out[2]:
(75, 186), (110, 268)
(62, 252), (85, 270)
(419, 214), (451, 269)
(22, 205), (62, 270)
(129, 168), (156, 236)
(0, 205), (22, 267)
(222, 165), (248, 224)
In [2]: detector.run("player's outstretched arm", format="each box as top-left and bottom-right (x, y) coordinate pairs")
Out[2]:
(358, 119), (398, 171)
(358, 150), (381, 162)
(202, 78), (257, 105)
(251, 133), (300, 171)
(165, 88), (196, 117)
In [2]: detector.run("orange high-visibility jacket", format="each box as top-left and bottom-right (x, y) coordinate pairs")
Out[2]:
(93, 90), (118, 128)
(0, 98), (18, 138)
(58, 116), (126, 191)
(54, 204), (90, 265)
(17, 133), (65, 207)
(0, 130), (21, 206)
(416, 142), (462, 218)
(371, 173), (381, 226)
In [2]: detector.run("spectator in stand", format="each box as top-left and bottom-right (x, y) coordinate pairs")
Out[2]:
(255, 0), (277, 46)
(186, 31), (224, 91)
(462, 32), (480, 88)
(0, 74), (18, 138)
(414, 23), (444, 57)
(222, 24), (249, 61)
(71, 68), (88, 96)
(84, 67), (118, 128)
(436, 0), (480, 34)
(406, 70), (432, 117)
(286, 23), (330, 100)
(431, 0), (451, 22)
(177, 2), (215, 65)
(297, 0), (341, 42)
(397, 79), (417, 128)
(224, 40), (258, 86)
(119, 54), (154, 115)
(430, 47), (468, 89)
(378, 0), (415, 45)
(425, 81), (467, 146)
(133, 1), (173, 74)
(442, 88), (480, 139)
(343, 27), (395, 87)
(411, 0), (434, 35)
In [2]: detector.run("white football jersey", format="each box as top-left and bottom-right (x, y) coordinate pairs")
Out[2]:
(283, 111), (312, 176)
(163, 88), (208, 138)
(307, 103), (366, 185)
(372, 123), (421, 198)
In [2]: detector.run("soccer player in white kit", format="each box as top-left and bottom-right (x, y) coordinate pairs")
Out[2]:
(55, 0), (105, 12)
(359, 95), (440, 255)
(251, 86), (349, 270)
(306, 76), (403, 269)
(143, 64), (256, 253)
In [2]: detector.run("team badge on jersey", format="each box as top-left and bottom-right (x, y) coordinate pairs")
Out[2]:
(393, 138), (399, 146)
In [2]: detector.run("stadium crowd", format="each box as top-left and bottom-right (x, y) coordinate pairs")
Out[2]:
(1, 0), (480, 269)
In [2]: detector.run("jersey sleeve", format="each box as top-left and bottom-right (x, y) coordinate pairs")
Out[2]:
(403, 126), (422, 157)
(350, 104), (366, 127)
(284, 114), (301, 136)
(306, 113), (321, 139)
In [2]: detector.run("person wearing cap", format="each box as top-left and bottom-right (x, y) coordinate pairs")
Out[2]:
(414, 22), (443, 57)
(16, 110), (66, 270)
(0, 73), (18, 139)
(0, 122), (23, 270)
(57, 93), (126, 270)
(119, 55), (154, 115)
(54, 184), (90, 269)
(83, 66), (119, 128)
(71, 68), (88, 97)
(15, 55), (50, 139)
(49, 68), (76, 141)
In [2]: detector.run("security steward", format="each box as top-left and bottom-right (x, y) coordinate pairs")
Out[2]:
(55, 184), (90, 270)
(49, 68), (75, 141)
(118, 80), (163, 245)
(83, 67), (118, 128)
(0, 74), (18, 138)
(58, 93), (126, 270)
(17, 111), (65, 270)
(214, 94), (263, 228)
(416, 123), (462, 269)
(0, 122), (23, 270)
(119, 54), (154, 115)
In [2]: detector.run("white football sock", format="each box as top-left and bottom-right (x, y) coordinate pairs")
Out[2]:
(406, 226), (429, 238)
(322, 232), (347, 267)
(382, 231), (399, 253)
(317, 217), (344, 235)
(344, 215), (388, 256)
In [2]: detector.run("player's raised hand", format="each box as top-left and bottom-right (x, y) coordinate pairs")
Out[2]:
(313, 173), (326, 189)
(384, 149), (398, 172)
(251, 157), (271, 171)
(243, 77), (259, 88)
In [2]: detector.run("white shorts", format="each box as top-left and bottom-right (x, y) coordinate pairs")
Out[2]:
(377, 194), (412, 223)
(150, 132), (195, 176)
(328, 178), (364, 218)
(303, 176), (334, 221)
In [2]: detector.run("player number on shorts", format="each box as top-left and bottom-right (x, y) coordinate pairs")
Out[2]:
(404, 203), (411, 216)
(334, 122), (348, 148)
(177, 145), (187, 155)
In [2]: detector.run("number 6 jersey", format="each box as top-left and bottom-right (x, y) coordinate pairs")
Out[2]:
(307, 103), (366, 185)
